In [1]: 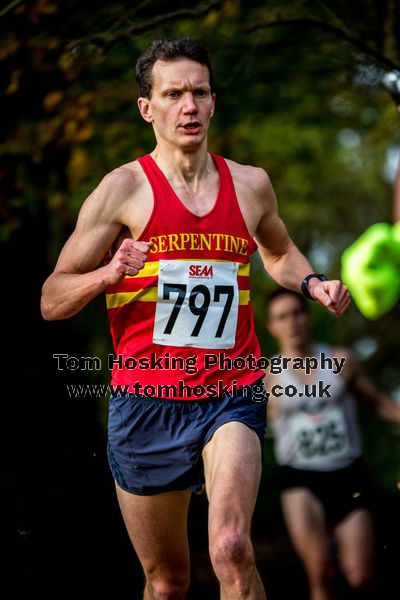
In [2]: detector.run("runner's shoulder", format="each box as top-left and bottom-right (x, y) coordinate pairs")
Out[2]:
(330, 346), (356, 381)
(330, 346), (353, 361)
(224, 158), (275, 212)
(97, 161), (143, 199)
(224, 158), (272, 191)
(83, 161), (144, 219)
(265, 370), (279, 387)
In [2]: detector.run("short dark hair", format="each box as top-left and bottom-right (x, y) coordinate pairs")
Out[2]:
(135, 37), (215, 99)
(266, 288), (309, 314)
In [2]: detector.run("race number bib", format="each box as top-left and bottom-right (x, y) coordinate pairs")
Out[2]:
(293, 406), (349, 466)
(153, 260), (239, 349)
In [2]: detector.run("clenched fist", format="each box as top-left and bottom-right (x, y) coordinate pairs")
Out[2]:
(105, 239), (153, 285)
(309, 278), (351, 316)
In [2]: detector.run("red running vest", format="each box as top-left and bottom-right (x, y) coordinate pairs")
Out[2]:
(104, 153), (263, 399)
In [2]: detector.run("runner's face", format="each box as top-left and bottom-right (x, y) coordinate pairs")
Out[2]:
(267, 295), (311, 347)
(138, 59), (215, 148)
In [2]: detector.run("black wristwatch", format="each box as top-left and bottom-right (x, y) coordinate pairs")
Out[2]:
(301, 273), (328, 300)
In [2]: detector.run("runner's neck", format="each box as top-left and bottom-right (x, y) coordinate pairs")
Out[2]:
(150, 143), (212, 187)
(279, 341), (316, 359)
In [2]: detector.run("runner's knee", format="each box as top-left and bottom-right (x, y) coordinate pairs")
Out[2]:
(210, 529), (253, 566)
(145, 564), (189, 600)
(145, 569), (190, 599)
(344, 565), (373, 589)
(306, 556), (335, 589)
(210, 528), (255, 587)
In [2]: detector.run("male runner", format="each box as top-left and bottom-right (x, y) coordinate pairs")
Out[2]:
(265, 288), (400, 600)
(41, 38), (350, 600)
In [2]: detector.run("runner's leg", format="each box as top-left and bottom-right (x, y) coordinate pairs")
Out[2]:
(115, 484), (191, 599)
(202, 421), (266, 599)
(281, 488), (336, 600)
(334, 509), (375, 590)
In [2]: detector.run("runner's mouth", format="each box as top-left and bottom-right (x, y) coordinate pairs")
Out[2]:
(181, 122), (201, 131)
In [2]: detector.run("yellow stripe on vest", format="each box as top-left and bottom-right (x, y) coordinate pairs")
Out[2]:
(239, 290), (250, 305)
(106, 287), (250, 309)
(106, 287), (158, 309)
(124, 261), (159, 278)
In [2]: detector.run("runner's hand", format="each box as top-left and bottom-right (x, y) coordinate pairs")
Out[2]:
(105, 239), (153, 285)
(308, 279), (351, 316)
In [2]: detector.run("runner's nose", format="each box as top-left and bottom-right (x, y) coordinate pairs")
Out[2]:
(182, 93), (198, 113)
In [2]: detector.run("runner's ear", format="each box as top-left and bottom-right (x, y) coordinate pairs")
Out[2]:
(137, 97), (153, 123)
(210, 93), (216, 117)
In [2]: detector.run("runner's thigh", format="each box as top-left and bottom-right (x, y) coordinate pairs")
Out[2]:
(202, 421), (262, 535)
(115, 486), (191, 575)
(281, 488), (332, 567)
(334, 508), (375, 586)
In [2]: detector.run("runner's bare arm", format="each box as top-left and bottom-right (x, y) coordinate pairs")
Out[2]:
(41, 169), (152, 321)
(253, 168), (350, 316)
(343, 350), (400, 423)
(264, 372), (279, 420)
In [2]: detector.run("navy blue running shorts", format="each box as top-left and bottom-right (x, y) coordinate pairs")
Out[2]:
(107, 378), (268, 495)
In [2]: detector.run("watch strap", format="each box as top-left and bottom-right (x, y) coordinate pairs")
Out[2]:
(301, 273), (328, 300)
